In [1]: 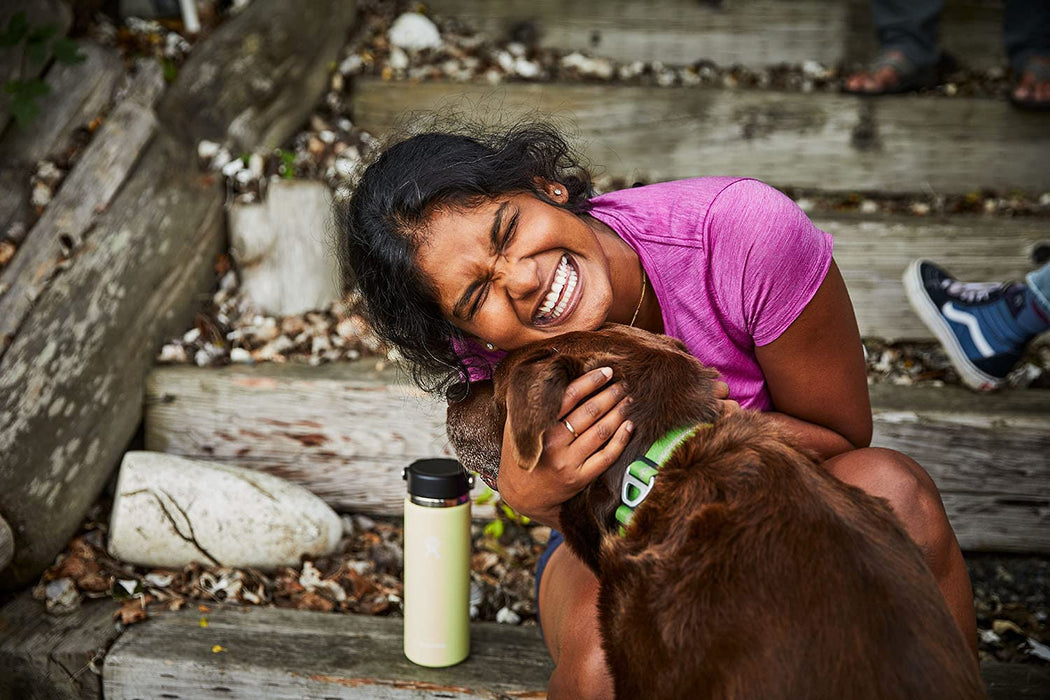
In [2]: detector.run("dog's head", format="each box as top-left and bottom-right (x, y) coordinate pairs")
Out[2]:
(448, 325), (723, 571)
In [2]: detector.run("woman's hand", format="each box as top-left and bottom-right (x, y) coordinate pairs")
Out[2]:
(496, 367), (634, 529)
(713, 380), (742, 416)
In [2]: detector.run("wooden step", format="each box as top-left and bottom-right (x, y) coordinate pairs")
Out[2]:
(103, 603), (552, 699)
(211, 174), (1045, 339)
(427, 0), (1006, 71)
(0, 592), (122, 700)
(145, 363), (1050, 553)
(350, 79), (1050, 195)
(98, 602), (1047, 699)
(2, 590), (1046, 699)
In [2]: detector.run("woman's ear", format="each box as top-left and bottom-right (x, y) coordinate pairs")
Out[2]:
(532, 177), (567, 204)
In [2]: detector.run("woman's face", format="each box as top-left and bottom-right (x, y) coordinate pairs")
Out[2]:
(416, 191), (615, 351)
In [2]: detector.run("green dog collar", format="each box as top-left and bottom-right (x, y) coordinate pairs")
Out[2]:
(615, 423), (711, 536)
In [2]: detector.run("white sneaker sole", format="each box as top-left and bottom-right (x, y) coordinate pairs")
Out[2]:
(902, 259), (1005, 392)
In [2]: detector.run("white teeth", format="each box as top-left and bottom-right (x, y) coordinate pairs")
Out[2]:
(536, 255), (575, 321)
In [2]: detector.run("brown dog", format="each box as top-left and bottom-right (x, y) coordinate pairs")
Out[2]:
(447, 325), (984, 699)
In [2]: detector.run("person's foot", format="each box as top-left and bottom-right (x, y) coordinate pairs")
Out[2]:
(903, 260), (1031, 391)
(1010, 56), (1050, 111)
(844, 50), (938, 94)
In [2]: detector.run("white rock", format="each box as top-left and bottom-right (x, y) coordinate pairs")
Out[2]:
(197, 139), (220, 160)
(221, 158), (244, 177)
(339, 54), (363, 76)
(108, 452), (342, 570)
(387, 13), (442, 52)
(514, 58), (541, 79)
(802, 60), (827, 78)
(158, 343), (187, 363)
(1039, 192), (1050, 206)
(496, 606), (521, 625)
(860, 199), (879, 214)
(1029, 637), (1050, 662)
(248, 153), (265, 179)
(388, 46), (409, 71)
(31, 182), (52, 208)
(229, 347), (253, 363)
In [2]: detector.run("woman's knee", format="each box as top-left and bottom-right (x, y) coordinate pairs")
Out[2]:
(825, 447), (952, 555)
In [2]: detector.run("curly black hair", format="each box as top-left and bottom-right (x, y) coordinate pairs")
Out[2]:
(334, 122), (594, 399)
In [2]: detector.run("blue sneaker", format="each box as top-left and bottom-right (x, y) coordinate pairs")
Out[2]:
(903, 260), (1027, 391)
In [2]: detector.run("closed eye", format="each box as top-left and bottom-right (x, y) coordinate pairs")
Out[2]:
(454, 206), (520, 321)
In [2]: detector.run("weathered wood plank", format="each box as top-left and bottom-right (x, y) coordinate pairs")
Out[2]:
(144, 362), (474, 517)
(432, 0), (848, 67)
(156, 0), (355, 153)
(214, 172), (1047, 339)
(0, 0), (359, 590)
(0, 42), (124, 241)
(101, 602), (1046, 699)
(146, 364), (1050, 552)
(869, 384), (1050, 553)
(351, 79), (1050, 195)
(821, 215), (1045, 340)
(0, 592), (122, 700)
(0, 61), (166, 353)
(980, 661), (1050, 700)
(429, 0), (1007, 71)
(103, 603), (553, 699)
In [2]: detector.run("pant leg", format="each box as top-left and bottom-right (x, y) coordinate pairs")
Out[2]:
(1004, 0), (1050, 73)
(870, 0), (945, 68)
(1025, 261), (1050, 317)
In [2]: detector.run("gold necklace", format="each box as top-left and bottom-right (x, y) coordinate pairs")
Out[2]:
(628, 263), (647, 328)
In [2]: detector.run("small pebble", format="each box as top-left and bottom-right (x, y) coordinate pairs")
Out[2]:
(387, 13), (442, 52)
(496, 606), (522, 625)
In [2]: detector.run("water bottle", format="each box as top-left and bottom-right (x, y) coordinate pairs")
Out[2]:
(402, 458), (473, 667)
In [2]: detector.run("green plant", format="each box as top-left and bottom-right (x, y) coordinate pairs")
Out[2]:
(477, 486), (531, 541)
(1, 11), (85, 127)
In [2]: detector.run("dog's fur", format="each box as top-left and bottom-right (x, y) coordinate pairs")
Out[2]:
(447, 325), (983, 699)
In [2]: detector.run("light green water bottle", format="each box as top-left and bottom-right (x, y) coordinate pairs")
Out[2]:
(402, 458), (472, 667)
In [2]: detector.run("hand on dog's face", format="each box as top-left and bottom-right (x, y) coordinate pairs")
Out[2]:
(448, 325), (724, 567)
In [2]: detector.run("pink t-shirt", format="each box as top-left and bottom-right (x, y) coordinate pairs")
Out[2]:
(456, 178), (834, 411)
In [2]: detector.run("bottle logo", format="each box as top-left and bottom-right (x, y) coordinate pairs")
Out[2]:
(425, 535), (441, 559)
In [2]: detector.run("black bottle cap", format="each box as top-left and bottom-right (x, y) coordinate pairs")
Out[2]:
(403, 458), (471, 499)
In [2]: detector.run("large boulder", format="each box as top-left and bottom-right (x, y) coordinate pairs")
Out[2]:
(108, 452), (342, 569)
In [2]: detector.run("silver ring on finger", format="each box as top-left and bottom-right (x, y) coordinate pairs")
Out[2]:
(563, 419), (579, 439)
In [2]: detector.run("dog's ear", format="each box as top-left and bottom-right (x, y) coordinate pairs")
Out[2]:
(505, 353), (582, 471)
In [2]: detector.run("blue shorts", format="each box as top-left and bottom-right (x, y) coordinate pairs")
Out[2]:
(534, 529), (565, 636)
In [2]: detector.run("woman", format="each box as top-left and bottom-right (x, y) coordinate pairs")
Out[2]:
(335, 123), (976, 697)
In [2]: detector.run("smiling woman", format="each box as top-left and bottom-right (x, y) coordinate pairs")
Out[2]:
(334, 124), (600, 397)
(333, 121), (979, 698)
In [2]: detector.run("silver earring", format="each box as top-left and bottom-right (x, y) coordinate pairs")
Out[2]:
(554, 188), (563, 196)
(485, 342), (495, 350)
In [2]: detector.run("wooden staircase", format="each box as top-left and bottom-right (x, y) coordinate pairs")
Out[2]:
(3, 1), (1048, 697)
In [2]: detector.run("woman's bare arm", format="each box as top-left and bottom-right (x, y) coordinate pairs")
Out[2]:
(754, 260), (872, 461)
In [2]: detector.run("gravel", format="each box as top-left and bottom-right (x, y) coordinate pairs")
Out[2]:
(33, 498), (1050, 667)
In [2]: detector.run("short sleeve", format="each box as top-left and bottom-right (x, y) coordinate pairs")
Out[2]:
(705, 179), (833, 346)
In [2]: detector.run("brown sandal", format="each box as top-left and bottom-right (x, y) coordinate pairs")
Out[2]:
(843, 50), (938, 95)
